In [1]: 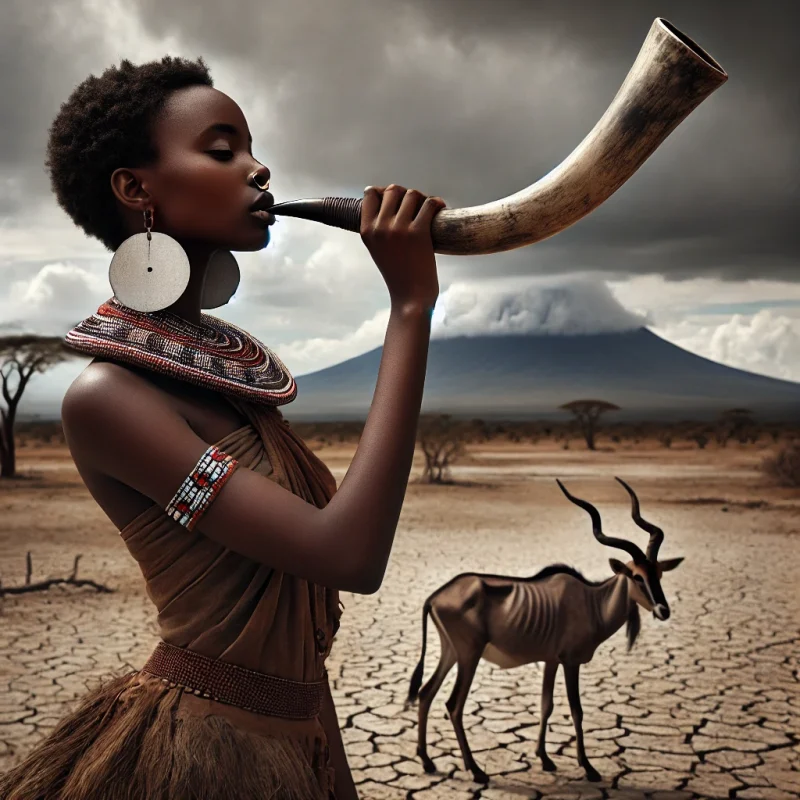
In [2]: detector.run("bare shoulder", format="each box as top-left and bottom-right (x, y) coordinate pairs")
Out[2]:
(62, 360), (169, 440)
(61, 359), (191, 474)
(64, 358), (154, 400)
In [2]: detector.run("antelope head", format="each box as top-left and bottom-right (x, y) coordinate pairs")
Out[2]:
(556, 478), (684, 620)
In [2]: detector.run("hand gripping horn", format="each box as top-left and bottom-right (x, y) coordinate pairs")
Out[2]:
(268, 18), (727, 256)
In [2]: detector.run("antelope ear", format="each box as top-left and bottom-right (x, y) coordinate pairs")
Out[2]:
(659, 557), (684, 572)
(609, 558), (633, 577)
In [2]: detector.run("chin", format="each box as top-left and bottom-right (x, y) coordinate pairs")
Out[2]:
(237, 227), (271, 252)
(247, 228), (272, 250)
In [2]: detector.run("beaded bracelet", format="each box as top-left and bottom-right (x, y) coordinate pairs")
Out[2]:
(165, 445), (239, 531)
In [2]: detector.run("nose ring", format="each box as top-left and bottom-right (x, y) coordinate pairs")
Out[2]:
(250, 171), (270, 191)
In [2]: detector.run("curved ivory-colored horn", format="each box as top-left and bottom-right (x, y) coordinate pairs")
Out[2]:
(268, 18), (727, 256)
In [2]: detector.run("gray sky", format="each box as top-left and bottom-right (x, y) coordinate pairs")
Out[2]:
(2, 0), (799, 415)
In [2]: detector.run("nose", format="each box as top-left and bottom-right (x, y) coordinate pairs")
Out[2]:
(653, 604), (670, 621)
(249, 165), (271, 190)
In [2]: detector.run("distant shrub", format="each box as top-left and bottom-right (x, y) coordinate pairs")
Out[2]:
(761, 443), (800, 487)
(417, 414), (469, 484)
(691, 432), (709, 449)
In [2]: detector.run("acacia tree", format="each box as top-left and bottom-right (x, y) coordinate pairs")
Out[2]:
(1, 335), (74, 478)
(416, 413), (469, 484)
(559, 399), (620, 450)
(718, 408), (756, 446)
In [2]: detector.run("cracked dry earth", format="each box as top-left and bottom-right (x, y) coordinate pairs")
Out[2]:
(1, 440), (799, 798)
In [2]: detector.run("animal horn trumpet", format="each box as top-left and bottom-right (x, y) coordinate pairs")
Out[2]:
(268, 18), (726, 256)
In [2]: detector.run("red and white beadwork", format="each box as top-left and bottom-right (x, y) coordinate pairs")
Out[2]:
(166, 445), (239, 531)
(64, 297), (297, 406)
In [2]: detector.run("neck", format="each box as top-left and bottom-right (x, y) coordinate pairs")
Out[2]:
(592, 574), (632, 642)
(162, 241), (214, 325)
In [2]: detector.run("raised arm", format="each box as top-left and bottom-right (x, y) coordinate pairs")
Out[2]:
(62, 185), (445, 595)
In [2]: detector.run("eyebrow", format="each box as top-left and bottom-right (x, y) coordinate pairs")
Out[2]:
(204, 123), (253, 151)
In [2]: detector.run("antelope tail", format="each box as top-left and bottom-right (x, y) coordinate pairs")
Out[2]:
(406, 600), (431, 708)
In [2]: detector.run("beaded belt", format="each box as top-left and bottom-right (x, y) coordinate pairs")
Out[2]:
(141, 640), (326, 720)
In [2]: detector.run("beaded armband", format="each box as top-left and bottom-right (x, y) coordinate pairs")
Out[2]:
(165, 446), (239, 531)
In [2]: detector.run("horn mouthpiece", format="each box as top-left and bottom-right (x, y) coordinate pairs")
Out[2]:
(268, 197), (363, 232)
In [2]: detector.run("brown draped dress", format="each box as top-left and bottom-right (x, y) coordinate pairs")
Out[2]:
(0, 398), (344, 800)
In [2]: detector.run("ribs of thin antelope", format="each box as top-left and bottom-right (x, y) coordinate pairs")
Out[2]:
(442, 571), (631, 667)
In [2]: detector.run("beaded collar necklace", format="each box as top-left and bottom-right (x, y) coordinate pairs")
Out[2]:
(65, 297), (296, 406)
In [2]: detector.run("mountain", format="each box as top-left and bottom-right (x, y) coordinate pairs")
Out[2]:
(282, 327), (800, 421)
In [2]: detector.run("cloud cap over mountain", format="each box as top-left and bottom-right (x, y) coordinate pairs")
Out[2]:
(432, 277), (649, 337)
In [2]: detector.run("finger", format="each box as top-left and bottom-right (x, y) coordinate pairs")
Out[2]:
(361, 186), (382, 231)
(394, 189), (426, 227)
(375, 184), (407, 226)
(410, 196), (447, 229)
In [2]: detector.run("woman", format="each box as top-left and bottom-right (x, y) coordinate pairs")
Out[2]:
(0, 55), (445, 800)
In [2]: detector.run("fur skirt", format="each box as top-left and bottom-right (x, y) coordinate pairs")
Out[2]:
(0, 671), (332, 800)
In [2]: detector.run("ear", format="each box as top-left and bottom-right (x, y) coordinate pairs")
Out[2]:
(659, 557), (684, 572)
(609, 558), (633, 577)
(110, 167), (152, 213)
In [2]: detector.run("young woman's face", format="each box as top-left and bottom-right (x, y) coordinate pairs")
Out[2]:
(132, 85), (274, 252)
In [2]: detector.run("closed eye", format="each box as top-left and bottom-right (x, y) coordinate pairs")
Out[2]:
(207, 150), (234, 161)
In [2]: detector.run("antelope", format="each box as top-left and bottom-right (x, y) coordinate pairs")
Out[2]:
(405, 477), (683, 784)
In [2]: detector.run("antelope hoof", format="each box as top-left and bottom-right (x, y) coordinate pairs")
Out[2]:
(470, 766), (490, 785)
(584, 763), (602, 782)
(419, 753), (436, 774)
(539, 754), (557, 772)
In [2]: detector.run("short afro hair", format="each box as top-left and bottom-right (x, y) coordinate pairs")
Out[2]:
(46, 55), (213, 252)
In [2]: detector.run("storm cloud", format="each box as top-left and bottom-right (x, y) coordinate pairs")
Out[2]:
(2, 0), (799, 418)
(2, 0), (798, 282)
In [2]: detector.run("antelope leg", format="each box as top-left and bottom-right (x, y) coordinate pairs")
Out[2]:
(445, 651), (486, 784)
(536, 661), (559, 772)
(416, 639), (457, 774)
(564, 663), (601, 782)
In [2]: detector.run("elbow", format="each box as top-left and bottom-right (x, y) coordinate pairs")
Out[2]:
(356, 573), (383, 595)
(319, 516), (388, 594)
(342, 556), (385, 595)
(344, 569), (383, 595)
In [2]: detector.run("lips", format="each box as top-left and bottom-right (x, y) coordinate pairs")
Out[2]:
(249, 191), (275, 212)
(249, 191), (276, 226)
(250, 209), (276, 226)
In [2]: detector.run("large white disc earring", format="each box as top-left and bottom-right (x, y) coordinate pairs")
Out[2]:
(108, 209), (190, 313)
(201, 249), (241, 309)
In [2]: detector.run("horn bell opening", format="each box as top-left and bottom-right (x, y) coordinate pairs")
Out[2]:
(657, 18), (728, 78)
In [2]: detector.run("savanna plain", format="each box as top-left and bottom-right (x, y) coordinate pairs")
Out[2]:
(1, 422), (798, 799)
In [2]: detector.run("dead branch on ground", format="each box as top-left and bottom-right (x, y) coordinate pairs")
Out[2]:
(0, 552), (115, 597)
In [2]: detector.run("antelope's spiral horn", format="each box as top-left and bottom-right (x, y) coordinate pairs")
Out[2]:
(556, 479), (647, 564)
(268, 18), (727, 256)
(614, 477), (664, 561)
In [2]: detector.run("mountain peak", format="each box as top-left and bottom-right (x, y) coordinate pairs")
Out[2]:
(287, 327), (800, 422)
